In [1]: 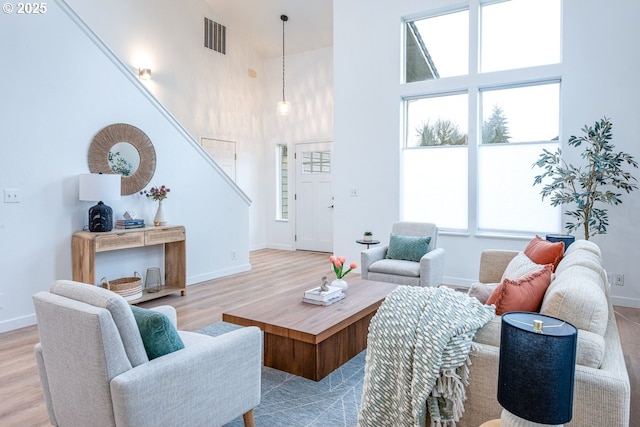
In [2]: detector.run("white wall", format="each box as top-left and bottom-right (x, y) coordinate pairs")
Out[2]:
(65, 0), (270, 251)
(333, 0), (640, 307)
(64, 0), (335, 253)
(562, 0), (640, 307)
(0, 0), (334, 332)
(263, 47), (335, 250)
(0, 1), (251, 332)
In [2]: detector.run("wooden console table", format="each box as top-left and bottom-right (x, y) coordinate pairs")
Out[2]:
(72, 225), (186, 303)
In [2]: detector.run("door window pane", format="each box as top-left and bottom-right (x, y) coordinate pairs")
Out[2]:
(406, 93), (468, 147)
(302, 151), (331, 174)
(406, 9), (469, 82)
(481, 0), (561, 73)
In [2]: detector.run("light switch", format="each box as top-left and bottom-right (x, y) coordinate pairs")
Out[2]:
(3, 189), (20, 203)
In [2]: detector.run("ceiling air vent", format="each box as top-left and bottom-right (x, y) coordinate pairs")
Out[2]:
(204, 17), (226, 54)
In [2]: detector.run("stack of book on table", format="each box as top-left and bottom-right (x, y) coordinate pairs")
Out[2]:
(303, 285), (345, 306)
(115, 219), (145, 229)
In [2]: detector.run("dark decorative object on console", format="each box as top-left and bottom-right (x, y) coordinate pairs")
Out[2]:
(79, 173), (121, 232)
(89, 201), (113, 232)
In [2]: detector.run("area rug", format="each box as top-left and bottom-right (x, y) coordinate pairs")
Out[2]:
(197, 322), (364, 427)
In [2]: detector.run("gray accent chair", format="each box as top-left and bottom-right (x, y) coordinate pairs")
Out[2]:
(33, 280), (261, 427)
(361, 222), (445, 287)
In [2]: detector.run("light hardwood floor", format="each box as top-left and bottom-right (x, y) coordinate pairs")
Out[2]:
(1, 249), (638, 427)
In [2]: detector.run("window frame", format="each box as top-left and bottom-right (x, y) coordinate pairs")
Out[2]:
(276, 144), (289, 221)
(400, 0), (563, 237)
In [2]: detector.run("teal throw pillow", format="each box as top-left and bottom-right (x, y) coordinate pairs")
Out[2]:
(386, 234), (432, 262)
(130, 306), (184, 360)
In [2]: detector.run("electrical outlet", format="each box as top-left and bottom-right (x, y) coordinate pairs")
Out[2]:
(231, 250), (237, 260)
(350, 188), (358, 197)
(614, 273), (624, 286)
(3, 189), (20, 203)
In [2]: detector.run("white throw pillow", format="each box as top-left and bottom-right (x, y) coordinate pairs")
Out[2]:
(468, 282), (499, 304)
(540, 271), (608, 337)
(500, 252), (546, 281)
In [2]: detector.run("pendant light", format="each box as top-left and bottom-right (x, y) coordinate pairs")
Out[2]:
(277, 14), (291, 116)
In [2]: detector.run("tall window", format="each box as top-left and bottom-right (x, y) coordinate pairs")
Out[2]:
(478, 82), (561, 233)
(402, 0), (562, 234)
(276, 144), (288, 220)
(404, 93), (469, 229)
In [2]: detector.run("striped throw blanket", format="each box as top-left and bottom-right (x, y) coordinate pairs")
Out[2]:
(358, 286), (495, 427)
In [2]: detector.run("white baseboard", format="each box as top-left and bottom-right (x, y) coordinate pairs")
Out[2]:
(443, 276), (475, 288)
(610, 296), (640, 309)
(266, 243), (294, 251)
(0, 314), (37, 334)
(0, 267), (253, 335)
(188, 263), (251, 285)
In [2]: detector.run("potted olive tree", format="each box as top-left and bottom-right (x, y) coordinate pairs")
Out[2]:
(533, 117), (638, 240)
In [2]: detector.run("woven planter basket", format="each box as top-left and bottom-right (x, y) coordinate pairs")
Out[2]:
(101, 272), (143, 301)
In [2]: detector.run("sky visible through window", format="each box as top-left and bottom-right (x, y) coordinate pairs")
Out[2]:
(408, 0), (561, 145)
(413, 9), (468, 78)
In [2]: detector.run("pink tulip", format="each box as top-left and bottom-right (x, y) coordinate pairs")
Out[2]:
(329, 255), (336, 262)
(350, 262), (357, 269)
(334, 260), (342, 268)
(339, 256), (346, 263)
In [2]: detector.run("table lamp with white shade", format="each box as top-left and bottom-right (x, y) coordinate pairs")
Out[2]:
(79, 173), (121, 232)
(497, 312), (578, 427)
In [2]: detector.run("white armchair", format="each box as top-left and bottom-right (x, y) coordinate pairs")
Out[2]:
(361, 222), (445, 287)
(33, 280), (261, 427)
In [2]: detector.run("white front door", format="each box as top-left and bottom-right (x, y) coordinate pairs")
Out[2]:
(295, 142), (333, 252)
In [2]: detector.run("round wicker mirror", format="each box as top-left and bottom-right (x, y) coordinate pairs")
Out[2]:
(88, 123), (156, 195)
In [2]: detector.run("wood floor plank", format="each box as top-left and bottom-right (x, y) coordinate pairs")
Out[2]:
(1, 249), (638, 426)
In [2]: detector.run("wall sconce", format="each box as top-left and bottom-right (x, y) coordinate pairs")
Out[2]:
(138, 68), (152, 80)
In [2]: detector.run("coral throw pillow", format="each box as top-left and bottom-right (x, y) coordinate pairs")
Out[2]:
(524, 236), (564, 271)
(486, 264), (554, 315)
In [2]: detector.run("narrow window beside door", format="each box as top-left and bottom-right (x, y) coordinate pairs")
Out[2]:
(277, 144), (289, 220)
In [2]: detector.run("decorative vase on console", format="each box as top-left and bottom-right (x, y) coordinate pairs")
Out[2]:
(329, 255), (357, 292)
(154, 200), (167, 226)
(140, 184), (171, 227)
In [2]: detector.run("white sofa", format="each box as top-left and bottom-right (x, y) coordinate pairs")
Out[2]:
(456, 240), (631, 427)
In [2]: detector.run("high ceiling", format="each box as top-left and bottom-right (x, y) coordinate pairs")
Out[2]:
(203, 0), (333, 58)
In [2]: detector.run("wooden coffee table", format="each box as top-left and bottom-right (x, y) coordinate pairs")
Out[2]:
(222, 278), (397, 381)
